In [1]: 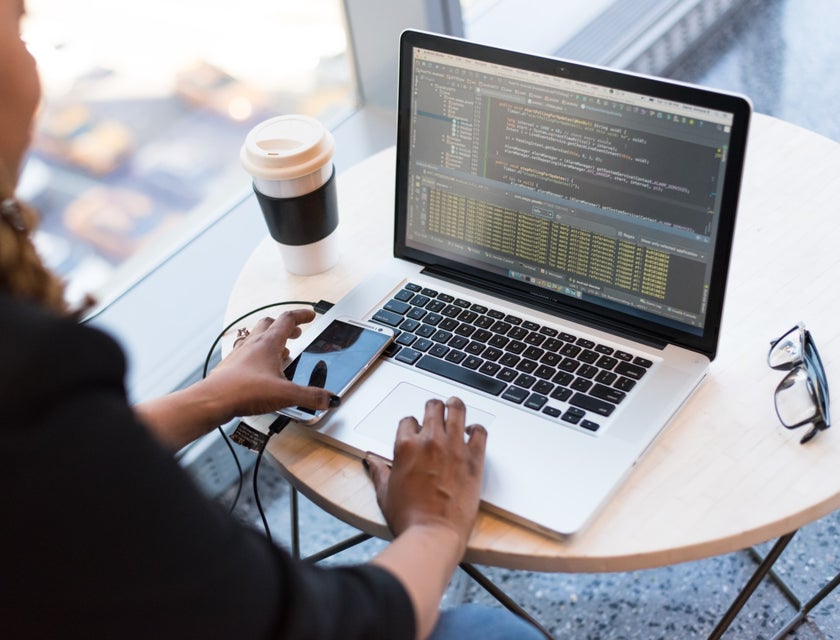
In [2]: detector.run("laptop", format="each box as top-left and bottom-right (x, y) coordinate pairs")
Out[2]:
(301, 29), (751, 537)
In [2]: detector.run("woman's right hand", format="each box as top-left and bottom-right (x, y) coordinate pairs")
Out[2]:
(365, 397), (487, 550)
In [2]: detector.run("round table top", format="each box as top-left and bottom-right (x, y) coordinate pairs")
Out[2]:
(225, 113), (840, 573)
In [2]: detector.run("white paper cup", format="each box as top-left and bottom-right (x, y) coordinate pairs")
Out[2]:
(241, 115), (339, 275)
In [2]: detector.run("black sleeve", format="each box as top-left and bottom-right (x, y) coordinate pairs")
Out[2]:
(0, 297), (415, 640)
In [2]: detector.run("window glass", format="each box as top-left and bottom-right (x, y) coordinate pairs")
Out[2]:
(20, 0), (352, 305)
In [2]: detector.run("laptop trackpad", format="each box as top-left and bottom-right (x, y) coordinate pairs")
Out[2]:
(355, 382), (496, 448)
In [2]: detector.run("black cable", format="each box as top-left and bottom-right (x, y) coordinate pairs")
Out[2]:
(201, 300), (318, 516)
(252, 415), (293, 541)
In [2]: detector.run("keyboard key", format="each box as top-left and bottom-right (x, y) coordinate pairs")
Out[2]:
(474, 316), (495, 329)
(552, 371), (574, 386)
(551, 387), (572, 402)
(533, 380), (554, 395)
(542, 406), (562, 417)
(470, 303), (488, 314)
(473, 329), (493, 342)
(483, 347), (503, 361)
(407, 307), (427, 321)
(558, 357), (581, 373)
(595, 370), (618, 385)
(513, 373), (536, 389)
(479, 362), (501, 376)
(442, 304), (461, 318)
(576, 338), (595, 349)
(415, 356), (506, 396)
(488, 334), (510, 349)
(454, 298), (471, 308)
(501, 386), (529, 404)
(540, 352), (561, 367)
(580, 419), (601, 432)
(615, 362), (647, 380)
(487, 309), (506, 320)
(515, 359), (538, 374)
(394, 289), (414, 302)
(410, 294), (431, 307)
(571, 378), (593, 392)
(439, 318), (459, 331)
(424, 313), (443, 326)
(525, 332), (546, 346)
(372, 309), (403, 327)
(508, 327), (529, 340)
(540, 326), (558, 337)
(463, 356), (483, 370)
(437, 293), (454, 303)
(590, 383), (627, 405)
(504, 315), (523, 325)
(421, 288), (438, 297)
(432, 330), (453, 343)
(399, 318), (420, 332)
(614, 377), (637, 392)
(578, 349), (599, 364)
(414, 338), (433, 352)
(594, 344), (614, 355)
(534, 365), (555, 380)
(559, 343), (581, 357)
(405, 282), (421, 292)
(458, 310), (478, 323)
(490, 320), (512, 335)
(615, 350), (633, 361)
(466, 341), (485, 355)
(522, 346), (544, 360)
(396, 348), (422, 365)
(454, 323), (476, 337)
(506, 341), (526, 355)
(578, 364), (598, 379)
(633, 356), (654, 368)
(543, 338), (563, 351)
(497, 368), (517, 382)
(415, 324), (435, 338)
(429, 344), (449, 358)
(499, 353), (520, 367)
(596, 355), (619, 370)
(561, 407), (585, 424)
(559, 332), (577, 343)
(524, 393), (548, 410)
(569, 392), (615, 417)
(449, 336), (469, 350)
(396, 332), (416, 346)
(426, 300), (446, 313)
(444, 350), (467, 364)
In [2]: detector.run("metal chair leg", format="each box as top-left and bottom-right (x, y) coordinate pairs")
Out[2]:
(707, 531), (797, 640)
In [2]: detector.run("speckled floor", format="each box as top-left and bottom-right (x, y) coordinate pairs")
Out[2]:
(219, 2), (840, 637)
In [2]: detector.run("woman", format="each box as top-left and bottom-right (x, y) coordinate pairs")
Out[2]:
(0, 1), (543, 638)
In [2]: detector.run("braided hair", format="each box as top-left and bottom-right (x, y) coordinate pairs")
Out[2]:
(0, 161), (70, 316)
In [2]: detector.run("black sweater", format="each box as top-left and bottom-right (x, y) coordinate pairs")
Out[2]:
(0, 294), (414, 639)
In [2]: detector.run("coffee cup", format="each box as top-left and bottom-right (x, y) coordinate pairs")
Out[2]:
(240, 115), (339, 275)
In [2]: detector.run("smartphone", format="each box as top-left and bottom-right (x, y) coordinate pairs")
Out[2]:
(278, 317), (395, 424)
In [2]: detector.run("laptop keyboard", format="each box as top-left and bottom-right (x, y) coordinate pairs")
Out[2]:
(370, 283), (652, 432)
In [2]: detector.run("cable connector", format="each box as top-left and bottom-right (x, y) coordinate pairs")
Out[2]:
(268, 414), (292, 435)
(313, 299), (335, 315)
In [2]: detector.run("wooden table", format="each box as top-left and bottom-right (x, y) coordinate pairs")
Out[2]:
(225, 113), (840, 578)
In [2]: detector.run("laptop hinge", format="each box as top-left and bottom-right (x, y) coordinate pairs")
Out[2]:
(421, 265), (669, 351)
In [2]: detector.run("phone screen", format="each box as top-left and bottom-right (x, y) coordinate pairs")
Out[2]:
(282, 319), (393, 417)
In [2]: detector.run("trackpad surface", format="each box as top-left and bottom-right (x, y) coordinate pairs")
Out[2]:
(355, 382), (495, 449)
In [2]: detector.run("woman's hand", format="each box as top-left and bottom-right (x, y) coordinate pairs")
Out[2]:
(366, 397), (487, 551)
(135, 308), (337, 449)
(366, 397), (487, 640)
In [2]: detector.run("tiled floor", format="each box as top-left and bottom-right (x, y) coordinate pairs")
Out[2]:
(221, 2), (840, 638)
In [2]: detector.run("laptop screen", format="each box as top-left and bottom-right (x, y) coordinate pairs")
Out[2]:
(395, 31), (751, 358)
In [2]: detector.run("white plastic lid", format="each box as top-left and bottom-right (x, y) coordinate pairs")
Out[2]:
(240, 114), (335, 181)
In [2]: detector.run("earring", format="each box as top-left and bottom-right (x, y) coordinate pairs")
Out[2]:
(1, 197), (27, 232)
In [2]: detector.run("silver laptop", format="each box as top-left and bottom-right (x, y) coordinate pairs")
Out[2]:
(304, 30), (751, 537)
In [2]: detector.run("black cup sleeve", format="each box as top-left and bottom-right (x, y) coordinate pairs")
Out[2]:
(254, 168), (339, 246)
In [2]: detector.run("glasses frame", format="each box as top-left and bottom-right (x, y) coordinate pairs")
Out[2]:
(767, 323), (831, 444)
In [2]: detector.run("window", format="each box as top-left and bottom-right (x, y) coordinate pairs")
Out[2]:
(20, 0), (353, 306)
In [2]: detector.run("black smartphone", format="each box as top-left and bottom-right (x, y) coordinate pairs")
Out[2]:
(278, 317), (395, 424)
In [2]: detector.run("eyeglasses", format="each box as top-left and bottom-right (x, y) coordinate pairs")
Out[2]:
(767, 323), (831, 444)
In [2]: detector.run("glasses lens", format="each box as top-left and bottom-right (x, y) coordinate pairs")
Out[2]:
(774, 367), (820, 427)
(768, 326), (803, 369)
